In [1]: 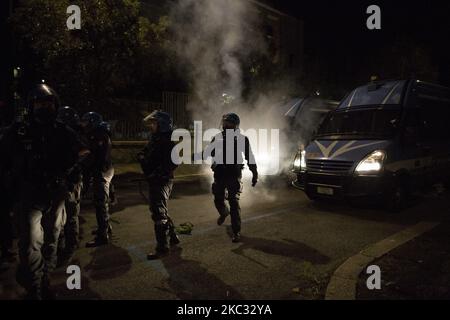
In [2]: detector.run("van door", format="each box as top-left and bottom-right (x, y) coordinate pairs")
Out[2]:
(400, 107), (430, 190)
(417, 95), (450, 186)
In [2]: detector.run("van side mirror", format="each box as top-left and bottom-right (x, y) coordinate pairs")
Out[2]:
(390, 119), (399, 129)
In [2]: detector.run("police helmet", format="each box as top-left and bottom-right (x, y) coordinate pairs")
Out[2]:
(57, 106), (80, 128)
(99, 121), (111, 133)
(28, 84), (60, 111)
(81, 112), (103, 132)
(222, 113), (240, 127)
(143, 110), (173, 133)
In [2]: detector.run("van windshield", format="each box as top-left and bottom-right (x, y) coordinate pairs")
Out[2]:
(338, 80), (406, 109)
(316, 108), (401, 138)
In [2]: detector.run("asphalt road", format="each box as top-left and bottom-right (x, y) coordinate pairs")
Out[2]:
(1, 172), (449, 300)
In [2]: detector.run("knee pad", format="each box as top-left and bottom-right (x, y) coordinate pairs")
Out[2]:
(151, 211), (169, 224)
(154, 218), (169, 226)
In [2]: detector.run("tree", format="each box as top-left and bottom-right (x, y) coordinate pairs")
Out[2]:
(10, 0), (172, 115)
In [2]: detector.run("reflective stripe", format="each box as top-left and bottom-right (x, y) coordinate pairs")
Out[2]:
(314, 140), (385, 159)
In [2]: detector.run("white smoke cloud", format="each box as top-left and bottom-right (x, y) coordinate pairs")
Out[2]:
(169, 0), (312, 190)
(170, 0), (266, 123)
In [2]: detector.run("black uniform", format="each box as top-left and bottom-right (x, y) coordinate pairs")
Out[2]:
(100, 121), (117, 205)
(56, 106), (84, 256)
(138, 111), (178, 257)
(0, 120), (84, 296)
(82, 125), (114, 243)
(206, 129), (258, 237)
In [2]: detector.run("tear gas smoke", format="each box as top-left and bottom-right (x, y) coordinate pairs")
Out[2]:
(169, 0), (321, 202)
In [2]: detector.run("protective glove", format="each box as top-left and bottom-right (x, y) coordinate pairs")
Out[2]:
(252, 175), (258, 187)
(250, 165), (258, 187)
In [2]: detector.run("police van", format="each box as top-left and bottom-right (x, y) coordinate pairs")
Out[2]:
(292, 79), (450, 211)
(267, 95), (338, 177)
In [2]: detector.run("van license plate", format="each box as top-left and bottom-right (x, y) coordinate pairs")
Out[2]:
(317, 187), (334, 195)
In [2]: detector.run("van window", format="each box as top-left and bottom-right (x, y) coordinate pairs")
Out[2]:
(316, 108), (401, 138)
(339, 81), (406, 109)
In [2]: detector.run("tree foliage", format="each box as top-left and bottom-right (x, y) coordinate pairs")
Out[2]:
(10, 0), (175, 115)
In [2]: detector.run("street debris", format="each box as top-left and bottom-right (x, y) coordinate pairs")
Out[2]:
(176, 222), (194, 235)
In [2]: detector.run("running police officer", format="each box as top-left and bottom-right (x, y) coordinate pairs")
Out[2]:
(137, 110), (179, 260)
(205, 113), (258, 243)
(99, 120), (117, 206)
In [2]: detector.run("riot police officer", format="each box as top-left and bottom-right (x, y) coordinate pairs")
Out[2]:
(0, 84), (88, 299)
(99, 121), (117, 206)
(138, 110), (179, 260)
(56, 106), (83, 258)
(205, 113), (258, 243)
(80, 112), (114, 247)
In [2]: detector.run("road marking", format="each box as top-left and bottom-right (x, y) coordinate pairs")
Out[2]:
(325, 221), (440, 300)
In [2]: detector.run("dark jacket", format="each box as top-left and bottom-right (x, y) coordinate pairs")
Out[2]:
(204, 129), (258, 176)
(139, 132), (177, 181)
(0, 121), (85, 197)
(82, 127), (113, 174)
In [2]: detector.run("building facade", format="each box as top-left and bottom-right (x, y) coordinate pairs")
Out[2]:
(250, 0), (304, 74)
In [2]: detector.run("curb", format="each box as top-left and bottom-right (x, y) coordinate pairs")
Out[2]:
(325, 221), (440, 300)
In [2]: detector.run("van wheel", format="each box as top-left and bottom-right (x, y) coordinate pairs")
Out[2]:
(385, 180), (408, 213)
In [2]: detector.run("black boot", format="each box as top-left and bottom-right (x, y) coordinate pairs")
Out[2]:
(215, 203), (230, 226)
(217, 214), (228, 226)
(148, 223), (170, 260)
(147, 247), (170, 260)
(91, 224), (113, 235)
(41, 275), (56, 300)
(86, 233), (110, 248)
(170, 232), (180, 246)
(168, 218), (180, 246)
(24, 287), (42, 300)
(232, 232), (241, 243)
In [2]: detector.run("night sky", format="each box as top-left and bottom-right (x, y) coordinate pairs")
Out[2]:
(1, 0), (449, 104)
(271, 0), (450, 87)
(271, 0), (450, 50)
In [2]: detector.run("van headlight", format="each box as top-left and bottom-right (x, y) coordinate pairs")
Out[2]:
(293, 150), (306, 171)
(355, 150), (386, 175)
